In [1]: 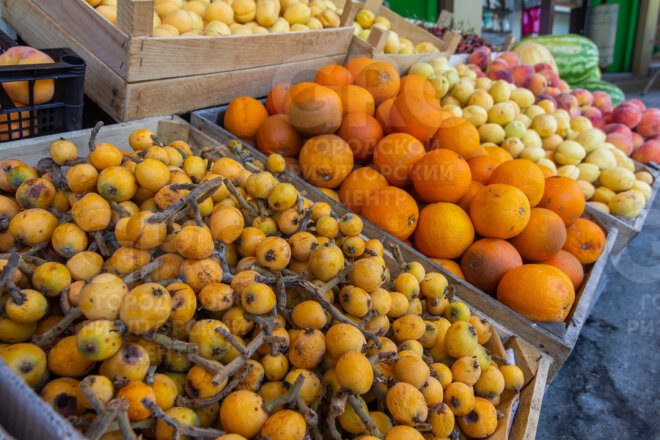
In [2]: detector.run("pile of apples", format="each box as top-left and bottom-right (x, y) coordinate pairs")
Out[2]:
(407, 46), (656, 218)
(353, 9), (440, 54)
(86, 0), (346, 36)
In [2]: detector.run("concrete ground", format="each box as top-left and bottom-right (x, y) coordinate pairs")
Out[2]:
(536, 80), (660, 440)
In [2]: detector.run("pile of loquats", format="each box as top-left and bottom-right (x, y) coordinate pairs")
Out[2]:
(0, 125), (525, 440)
(87, 0), (349, 37)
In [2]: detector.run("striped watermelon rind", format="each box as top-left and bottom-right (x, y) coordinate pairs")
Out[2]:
(515, 34), (599, 85)
(572, 80), (625, 106)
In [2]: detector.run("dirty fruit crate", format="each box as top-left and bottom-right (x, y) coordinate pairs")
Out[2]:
(191, 105), (618, 380)
(0, 30), (85, 142)
(584, 161), (660, 255)
(0, 115), (549, 440)
(333, 0), (460, 74)
(2, 0), (356, 121)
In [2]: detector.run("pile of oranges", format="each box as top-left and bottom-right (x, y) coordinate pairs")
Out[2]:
(224, 57), (608, 323)
(0, 127), (527, 440)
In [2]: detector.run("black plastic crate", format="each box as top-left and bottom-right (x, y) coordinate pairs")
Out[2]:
(0, 30), (85, 142)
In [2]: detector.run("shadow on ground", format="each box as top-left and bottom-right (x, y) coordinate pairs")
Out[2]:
(537, 83), (660, 439)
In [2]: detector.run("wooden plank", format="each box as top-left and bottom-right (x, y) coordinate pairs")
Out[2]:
(509, 354), (551, 440)
(3, 0), (129, 121)
(0, 116), (179, 162)
(30, 0), (128, 78)
(366, 26), (389, 54)
(123, 55), (345, 120)
(117, 0), (153, 37)
(125, 28), (353, 82)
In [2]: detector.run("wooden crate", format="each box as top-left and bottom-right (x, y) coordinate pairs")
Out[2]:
(585, 161), (660, 255)
(2, 0), (355, 121)
(191, 106), (618, 380)
(0, 116), (549, 440)
(333, 0), (460, 73)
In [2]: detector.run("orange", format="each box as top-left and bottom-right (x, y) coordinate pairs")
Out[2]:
(497, 264), (575, 322)
(224, 96), (268, 139)
(255, 114), (303, 157)
(355, 62), (401, 105)
(563, 218), (606, 264)
(469, 184), (531, 239)
(288, 84), (343, 137)
(457, 181), (484, 213)
(337, 113), (383, 162)
(282, 82), (315, 114)
(467, 155), (498, 185)
(339, 167), (388, 215)
(488, 159), (545, 207)
(399, 74), (435, 100)
(298, 135), (353, 188)
(483, 146), (513, 165)
(372, 133), (426, 187)
(537, 164), (556, 178)
(431, 258), (465, 280)
(362, 186), (419, 241)
(315, 64), (354, 87)
(390, 90), (444, 142)
(375, 98), (396, 135)
(336, 85), (375, 116)
(461, 239), (522, 294)
(412, 149), (471, 203)
(431, 117), (481, 158)
(509, 208), (567, 262)
(266, 83), (292, 115)
(540, 250), (584, 290)
(539, 176), (585, 225)
(345, 57), (375, 80)
(414, 202), (475, 259)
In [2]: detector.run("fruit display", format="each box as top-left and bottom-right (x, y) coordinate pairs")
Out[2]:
(420, 25), (494, 54)
(87, 0), (347, 36)
(352, 7), (441, 54)
(0, 125), (532, 440)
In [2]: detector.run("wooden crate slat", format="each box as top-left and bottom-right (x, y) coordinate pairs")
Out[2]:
(31, 0), (128, 78)
(125, 28), (354, 82)
(3, 0), (129, 120)
(117, 0), (153, 38)
(122, 54), (346, 120)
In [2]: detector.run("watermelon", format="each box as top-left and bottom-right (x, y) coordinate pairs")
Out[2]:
(573, 80), (625, 106)
(515, 34), (599, 85)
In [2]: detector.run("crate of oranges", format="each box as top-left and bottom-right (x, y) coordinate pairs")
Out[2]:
(3, 0), (358, 121)
(0, 115), (549, 439)
(188, 52), (619, 378)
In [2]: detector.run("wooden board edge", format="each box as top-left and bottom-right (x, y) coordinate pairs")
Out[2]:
(562, 225), (618, 346)
(125, 27), (354, 82)
(123, 55), (345, 120)
(30, 0), (128, 77)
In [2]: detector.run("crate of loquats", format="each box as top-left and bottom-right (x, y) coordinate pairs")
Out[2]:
(0, 116), (548, 439)
(2, 0), (357, 121)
